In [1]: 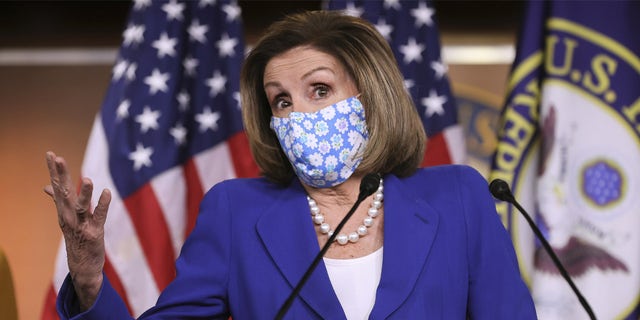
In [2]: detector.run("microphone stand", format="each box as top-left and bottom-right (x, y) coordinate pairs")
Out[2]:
(489, 179), (597, 320)
(274, 174), (381, 320)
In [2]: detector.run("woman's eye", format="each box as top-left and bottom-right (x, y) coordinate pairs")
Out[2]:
(274, 98), (291, 110)
(313, 84), (330, 99)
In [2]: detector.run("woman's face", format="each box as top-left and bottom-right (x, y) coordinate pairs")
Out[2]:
(263, 46), (358, 118)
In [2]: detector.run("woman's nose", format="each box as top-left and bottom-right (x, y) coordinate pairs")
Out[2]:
(289, 97), (316, 114)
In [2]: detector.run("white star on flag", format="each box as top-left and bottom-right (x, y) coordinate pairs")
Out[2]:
(384, 0), (401, 10)
(421, 89), (447, 116)
(188, 20), (209, 43)
(162, 0), (185, 21)
(170, 123), (188, 145)
(399, 37), (425, 63)
(199, 0), (215, 7)
(177, 91), (190, 111)
(135, 106), (161, 133)
(195, 107), (221, 132)
(411, 1), (434, 27)
(344, 3), (364, 17)
(133, 0), (151, 10)
(128, 143), (153, 171)
(206, 70), (227, 97)
(403, 79), (415, 90)
(152, 32), (178, 58)
(112, 60), (128, 81)
(183, 56), (199, 76)
(222, 3), (241, 21)
(122, 24), (145, 47)
(116, 99), (131, 120)
(430, 59), (448, 79)
(233, 91), (242, 109)
(144, 68), (170, 94)
(375, 19), (393, 40)
(216, 33), (238, 57)
(126, 62), (137, 81)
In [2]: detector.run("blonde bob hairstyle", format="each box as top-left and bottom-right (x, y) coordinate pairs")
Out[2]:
(241, 10), (426, 185)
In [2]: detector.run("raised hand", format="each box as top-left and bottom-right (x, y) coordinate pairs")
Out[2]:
(44, 151), (111, 311)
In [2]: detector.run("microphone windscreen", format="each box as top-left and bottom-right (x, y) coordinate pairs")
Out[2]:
(359, 173), (381, 199)
(489, 179), (513, 202)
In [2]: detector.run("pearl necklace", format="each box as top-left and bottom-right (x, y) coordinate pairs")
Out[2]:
(307, 178), (384, 245)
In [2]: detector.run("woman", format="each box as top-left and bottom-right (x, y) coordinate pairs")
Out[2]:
(46, 10), (536, 319)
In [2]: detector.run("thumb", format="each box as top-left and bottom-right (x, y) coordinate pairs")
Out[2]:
(44, 185), (54, 198)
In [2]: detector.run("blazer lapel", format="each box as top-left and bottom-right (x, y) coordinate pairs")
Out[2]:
(256, 180), (345, 319)
(370, 174), (440, 319)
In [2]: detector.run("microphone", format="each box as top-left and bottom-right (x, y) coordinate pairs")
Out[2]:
(359, 172), (382, 200)
(488, 178), (514, 202)
(489, 179), (597, 320)
(274, 173), (382, 320)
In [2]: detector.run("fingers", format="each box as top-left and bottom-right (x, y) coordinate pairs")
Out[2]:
(56, 156), (76, 201)
(46, 151), (111, 227)
(76, 178), (94, 221)
(46, 152), (76, 225)
(45, 152), (61, 201)
(46, 152), (76, 203)
(45, 151), (57, 176)
(94, 189), (112, 226)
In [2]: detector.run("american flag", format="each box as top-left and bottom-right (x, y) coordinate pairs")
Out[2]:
(325, 0), (465, 166)
(42, 0), (259, 318)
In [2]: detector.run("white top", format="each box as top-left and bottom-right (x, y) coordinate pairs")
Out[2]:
(323, 247), (384, 320)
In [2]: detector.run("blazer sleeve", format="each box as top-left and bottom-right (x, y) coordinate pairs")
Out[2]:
(456, 166), (537, 319)
(57, 273), (131, 320)
(56, 182), (233, 319)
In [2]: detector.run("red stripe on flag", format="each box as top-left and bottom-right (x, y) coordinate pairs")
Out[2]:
(227, 131), (260, 178)
(123, 184), (176, 291)
(184, 159), (205, 239)
(421, 133), (452, 167)
(41, 285), (59, 320)
(103, 256), (133, 315)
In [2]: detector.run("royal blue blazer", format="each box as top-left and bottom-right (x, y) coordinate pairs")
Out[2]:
(58, 165), (537, 319)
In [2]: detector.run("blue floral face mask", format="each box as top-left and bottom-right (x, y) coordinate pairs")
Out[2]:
(270, 96), (369, 188)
